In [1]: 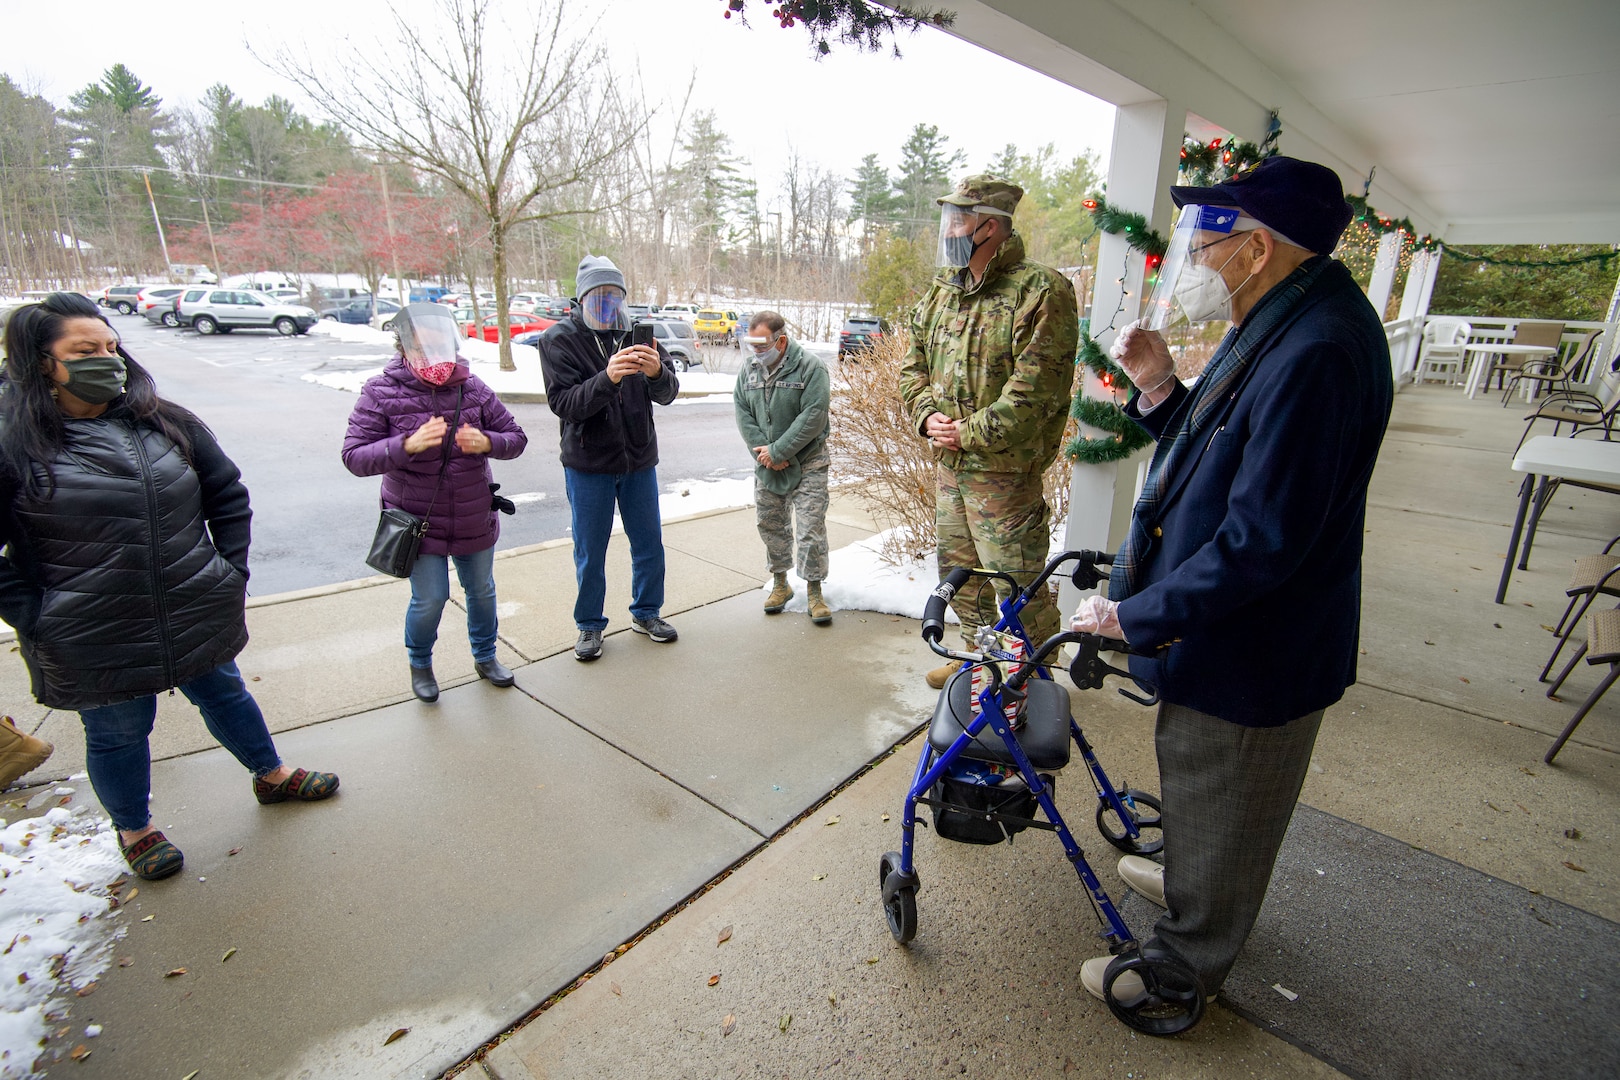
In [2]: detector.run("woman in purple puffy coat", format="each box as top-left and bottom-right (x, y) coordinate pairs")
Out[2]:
(342, 304), (528, 702)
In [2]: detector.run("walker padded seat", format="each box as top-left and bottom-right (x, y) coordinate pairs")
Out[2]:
(928, 667), (1073, 770)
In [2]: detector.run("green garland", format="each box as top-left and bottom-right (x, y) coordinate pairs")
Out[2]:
(1064, 329), (1154, 464)
(1177, 114), (1280, 188)
(1446, 246), (1620, 269)
(1081, 195), (1168, 258)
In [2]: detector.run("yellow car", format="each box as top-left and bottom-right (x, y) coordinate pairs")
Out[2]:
(694, 309), (738, 342)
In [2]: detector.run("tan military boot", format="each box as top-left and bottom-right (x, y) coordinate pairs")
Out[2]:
(925, 660), (965, 690)
(763, 572), (793, 614)
(0, 715), (53, 789)
(807, 581), (832, 625)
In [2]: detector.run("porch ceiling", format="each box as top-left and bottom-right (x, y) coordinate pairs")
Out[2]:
(946, 0), (1620, 245)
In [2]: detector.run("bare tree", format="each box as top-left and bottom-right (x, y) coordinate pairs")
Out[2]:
(275, 0), (639, 369)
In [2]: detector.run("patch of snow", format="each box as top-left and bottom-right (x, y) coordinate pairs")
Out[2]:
(0, 807), (127, 1079)
(759, 530), (957, 623)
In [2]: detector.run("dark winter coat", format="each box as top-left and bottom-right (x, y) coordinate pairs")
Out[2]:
(538, 314), (678, 474)
(1115, 258), (1394, 727)
(0, 404), (252, 710)
(342, 359), (528, 557)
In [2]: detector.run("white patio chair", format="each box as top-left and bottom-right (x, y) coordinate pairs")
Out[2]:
(1415, 318), (1470, 384)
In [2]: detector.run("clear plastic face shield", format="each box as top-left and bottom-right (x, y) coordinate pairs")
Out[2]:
(1142, 204), (1249, 331)
(936, 204), (1008, 268)
(397, 303), (462, 385)
(743, 325), (785, 364)
(581, 285), (627, 332)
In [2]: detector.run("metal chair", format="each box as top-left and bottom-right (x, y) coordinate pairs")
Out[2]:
(1489, 320), (1565, 392)
(1543, 607), (1620, 763)
(1502, 329), (1603, 406)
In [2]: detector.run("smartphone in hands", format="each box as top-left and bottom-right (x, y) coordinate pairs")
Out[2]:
(631, 322), (655, 349)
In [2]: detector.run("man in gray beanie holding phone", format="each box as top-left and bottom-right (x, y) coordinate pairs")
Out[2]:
(538, 254), (680, 661)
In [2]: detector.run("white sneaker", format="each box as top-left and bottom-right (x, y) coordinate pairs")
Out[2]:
(1118, 854), (1166, 908)
(1081, 955), (1145, 1006)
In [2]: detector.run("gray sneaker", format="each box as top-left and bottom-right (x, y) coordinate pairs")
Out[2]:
(574, 628), (604, 661)
(630, 615), (678, 643)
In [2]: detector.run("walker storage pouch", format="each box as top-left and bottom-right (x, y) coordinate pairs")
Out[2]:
(928, 759), (1045, 845)
(365, 508), (428, 578)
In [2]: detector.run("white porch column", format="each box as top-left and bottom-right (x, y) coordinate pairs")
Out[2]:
(1392, 248), (1439, 383)
(1059, 99), (1183, 614)
(1364, 231), (1402, 322)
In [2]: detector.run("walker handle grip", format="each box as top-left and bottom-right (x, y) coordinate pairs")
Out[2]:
(921, 568), (972, 643)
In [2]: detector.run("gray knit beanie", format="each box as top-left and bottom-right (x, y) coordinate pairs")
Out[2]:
(575, 254), (625, 299)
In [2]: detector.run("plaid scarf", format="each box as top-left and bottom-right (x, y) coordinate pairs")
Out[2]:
(1109, 256), (1331, 601)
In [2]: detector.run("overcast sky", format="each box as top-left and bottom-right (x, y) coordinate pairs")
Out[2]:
(1, 0), (1115, 208)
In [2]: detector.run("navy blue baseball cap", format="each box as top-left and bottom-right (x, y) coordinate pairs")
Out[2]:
(1169, 156), (1353, 255)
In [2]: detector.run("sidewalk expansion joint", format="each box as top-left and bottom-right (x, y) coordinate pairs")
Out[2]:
(1358, 678), (1618, 757)
(441, 718), (930, 1080)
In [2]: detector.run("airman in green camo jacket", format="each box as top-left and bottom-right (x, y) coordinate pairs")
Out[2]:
(898, 174), (1080, 687)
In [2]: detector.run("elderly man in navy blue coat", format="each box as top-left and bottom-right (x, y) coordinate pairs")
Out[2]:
(1071, 157), (1393, 1012)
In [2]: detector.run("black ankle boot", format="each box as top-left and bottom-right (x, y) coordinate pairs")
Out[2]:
(410, 664), (439, 703)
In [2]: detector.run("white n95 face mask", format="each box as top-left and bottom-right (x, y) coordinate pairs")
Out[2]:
(1172, 241), (1252, 325)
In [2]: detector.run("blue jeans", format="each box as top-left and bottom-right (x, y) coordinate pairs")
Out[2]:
(78, 662), (281, 832)
(406, 546), (498, 667)
(564, 466), (665, 631)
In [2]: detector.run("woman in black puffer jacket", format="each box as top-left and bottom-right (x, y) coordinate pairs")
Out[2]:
(0, 292), (339, 881)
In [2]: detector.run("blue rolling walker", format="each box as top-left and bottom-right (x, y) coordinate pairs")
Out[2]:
(878, 550), (1206, 1036)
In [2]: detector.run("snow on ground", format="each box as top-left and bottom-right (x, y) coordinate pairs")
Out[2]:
(301, 320), (737, 399)
(0, 803), (128, 1079)
(754, 530), (958, 624)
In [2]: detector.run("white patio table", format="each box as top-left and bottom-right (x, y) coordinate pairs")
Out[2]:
(1495, 435), (1620, 603)
(1463, 342), (1559, 400)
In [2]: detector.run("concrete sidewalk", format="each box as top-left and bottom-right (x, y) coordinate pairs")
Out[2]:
(4, 387), (1618, 1079)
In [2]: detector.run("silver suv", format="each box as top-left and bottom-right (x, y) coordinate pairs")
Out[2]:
(641, 319), (702, 371)
(176, 288), (319, 336)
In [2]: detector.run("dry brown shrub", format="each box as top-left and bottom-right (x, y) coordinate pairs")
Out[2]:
(830, 328), (1079, 567)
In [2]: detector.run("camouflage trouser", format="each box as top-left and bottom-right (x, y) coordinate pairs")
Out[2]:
(935, 466), (1058, 647)
(756, 465), (830, 581)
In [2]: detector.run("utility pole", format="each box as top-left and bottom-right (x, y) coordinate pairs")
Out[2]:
(142, 170), (173, 277)
(377, 164), (407, 307)
(197, 185), (222, 282)
(768, 210), (782, 306)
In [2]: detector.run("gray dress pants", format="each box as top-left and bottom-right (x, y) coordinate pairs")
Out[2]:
(1149, 700), (1324, 992)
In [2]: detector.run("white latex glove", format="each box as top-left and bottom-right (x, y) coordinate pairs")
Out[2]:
(1070, 594), (1125, 641)
(1108, 318), (1176, 396)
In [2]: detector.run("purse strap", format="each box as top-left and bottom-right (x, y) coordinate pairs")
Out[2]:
(419, 385), (465, 526)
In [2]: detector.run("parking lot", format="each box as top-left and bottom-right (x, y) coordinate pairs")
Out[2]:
(104, 313), (759, 597)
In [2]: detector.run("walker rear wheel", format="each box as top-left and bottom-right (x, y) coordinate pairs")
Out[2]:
(879, 851), (917, 944)
(1097, 788), (1164, 856)
(1102, 947), (1206, 1036)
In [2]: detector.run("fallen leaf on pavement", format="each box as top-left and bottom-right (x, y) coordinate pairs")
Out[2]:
(1459, 676), (1470, 683)
(811, 874), (826, 881)
(1565, 827), (1582, 839)
(221, 948), (236, 963)
(117, 957), (133, 968)
(182, 1072), (200, 1080)
(1563, 861), (1586, 872)
(383, 1027), (410, 1046)
(164, 968), (187, 978)
(880, 814), (889, 822)
(779, 1013), (792, 1032)
(1272, 983), (1299, 1001)
(827, 992), (837, 1006)
(68, 1045), (90, 1062)
(227, 847), (242, 856)
(125, 888), (137, 901)
(717, 925), (732, 946)
(707, 974), (721, 987)
(825, 816), (840, 826)
(74, 983), (96, 997)
(722, 1014), (736, 1036)
(141, 915), (154, 922)
(610, 981), (621, 996)
(865, 957), (880, 965)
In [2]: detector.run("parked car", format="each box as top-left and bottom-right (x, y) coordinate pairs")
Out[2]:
(140, 291), (187, 327)
(100, 285), (150, 314)
(624, 303), (653, 320)
(137, 286), (186, 321)
(409, 285), (450, 304)
(322, 297), (401, 325)
(838, 316), (890, 360)
(464, 312), (556, 342)
(538, 298), (578, 320)
(639, 318), (702, 371)
(509, 292), (551, 312)
(694, 309), (739, 343)
(177, 288), (319, 336)
(655, 302), (699, 323)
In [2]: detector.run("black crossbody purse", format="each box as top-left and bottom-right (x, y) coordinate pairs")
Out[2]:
(365, 386), (464, 578)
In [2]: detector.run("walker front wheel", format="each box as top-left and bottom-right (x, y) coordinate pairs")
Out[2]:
(1097, 789), (1164, 856)
(1103, 947), (1206, 1036)
(879, 851), (917, 944)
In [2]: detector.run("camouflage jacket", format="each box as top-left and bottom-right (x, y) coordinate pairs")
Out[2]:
(898, 232), (1079, 474)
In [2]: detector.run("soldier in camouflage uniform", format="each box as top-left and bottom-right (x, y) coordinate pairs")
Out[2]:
(898, 174), (1080, 687)
(733, 311), (833, 623)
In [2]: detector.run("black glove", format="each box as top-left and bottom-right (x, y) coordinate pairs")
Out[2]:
(490, 482), (517, 516)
